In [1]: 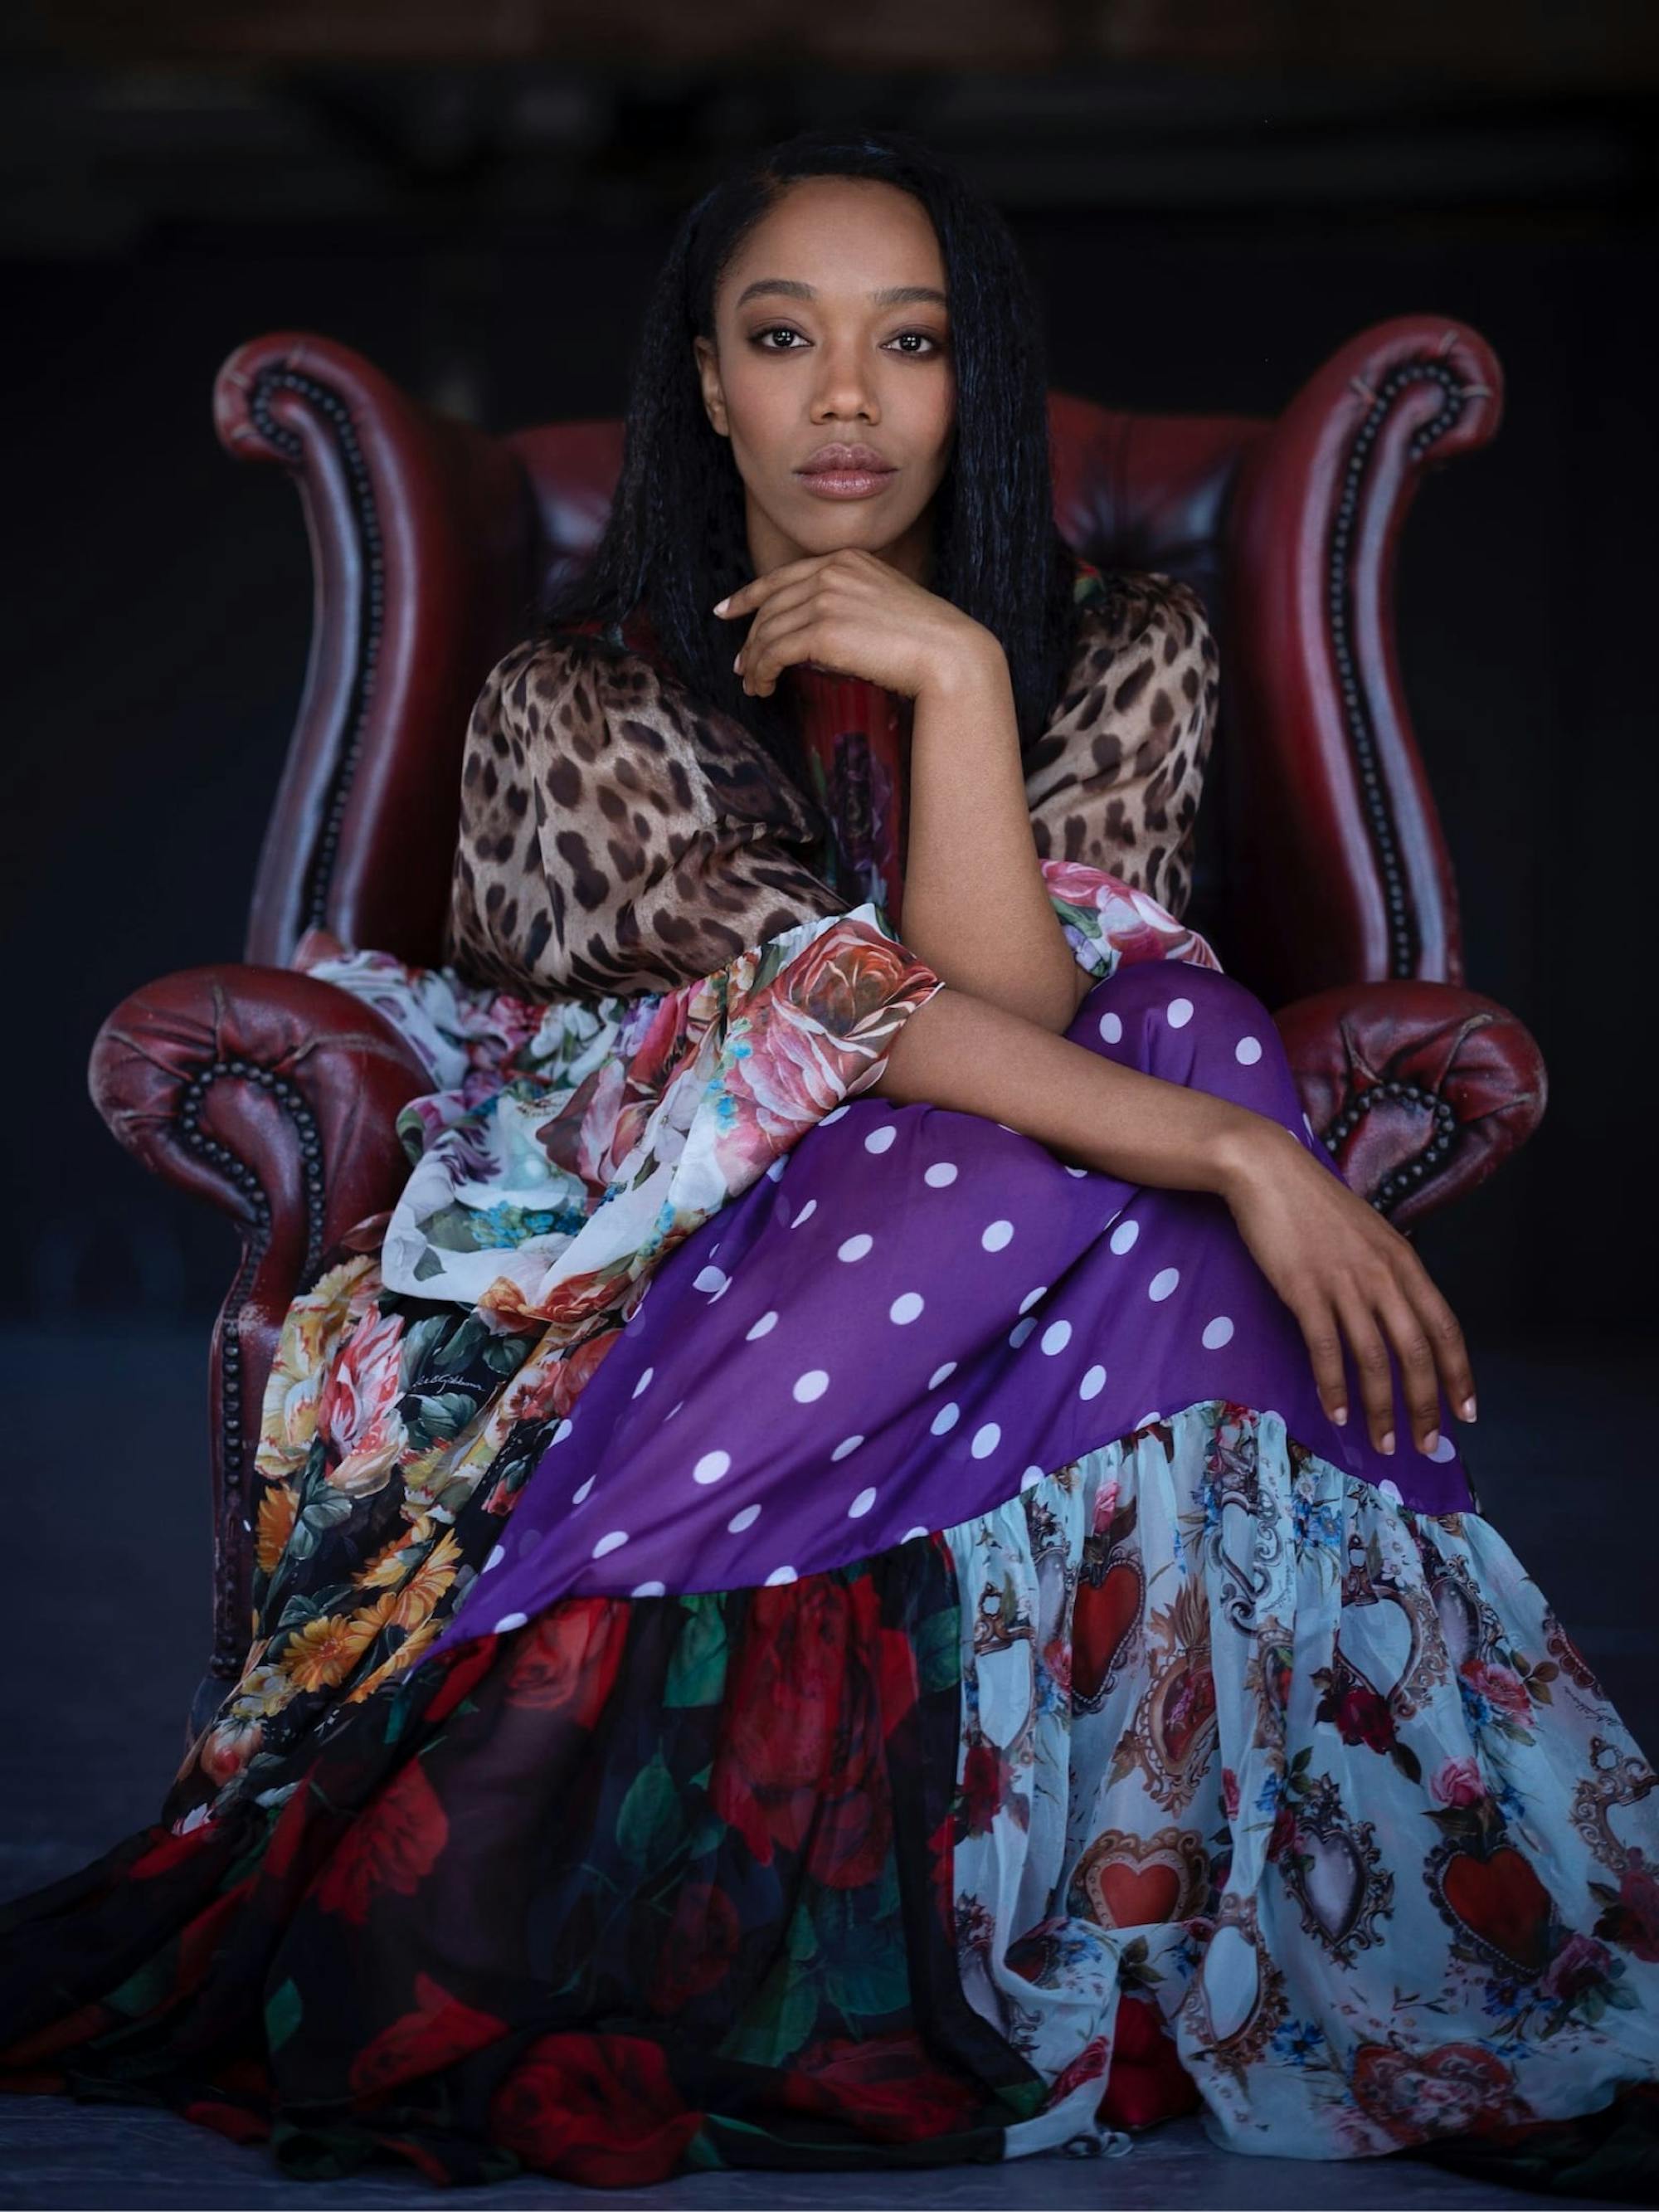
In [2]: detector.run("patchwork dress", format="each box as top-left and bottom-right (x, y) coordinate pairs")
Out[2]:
(2, 561), (1656, 2195)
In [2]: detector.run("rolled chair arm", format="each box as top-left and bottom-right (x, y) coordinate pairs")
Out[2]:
(88, 964), (431, 1739)
(1274, 978), (1547, 1233)
(1225, 314), (1505, 1006)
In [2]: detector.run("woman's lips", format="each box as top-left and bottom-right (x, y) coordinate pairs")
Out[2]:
(794, 465), (897, 500)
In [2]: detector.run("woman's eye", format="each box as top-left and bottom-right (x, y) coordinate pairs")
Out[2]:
(750, 327), (945, 355)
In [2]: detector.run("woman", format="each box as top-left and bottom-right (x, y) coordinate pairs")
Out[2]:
(2, 127), (1656, 2195)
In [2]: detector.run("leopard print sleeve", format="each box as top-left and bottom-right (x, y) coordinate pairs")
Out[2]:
(1024, 570), (1219, 923)
(443, 631), (851, 1001)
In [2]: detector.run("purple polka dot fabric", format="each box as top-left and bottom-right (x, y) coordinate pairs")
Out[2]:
(421, 960), (1474, 1666)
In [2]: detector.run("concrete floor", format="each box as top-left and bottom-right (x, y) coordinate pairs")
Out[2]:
(0, 1323), (1651, 2210)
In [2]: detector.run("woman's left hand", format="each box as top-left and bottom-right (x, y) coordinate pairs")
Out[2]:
(714, 548), (1001, 701)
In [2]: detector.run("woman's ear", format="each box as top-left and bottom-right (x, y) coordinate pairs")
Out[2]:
(693, 335), (729, 438)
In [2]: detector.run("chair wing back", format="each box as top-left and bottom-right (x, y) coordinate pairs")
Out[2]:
(218, 318), (1501, 1004)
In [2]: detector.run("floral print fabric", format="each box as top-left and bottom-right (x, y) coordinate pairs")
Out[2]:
(302, 898), (946, 1321)
(945, 1406), (1659, 2167)
(207, 860), (1213, 1801)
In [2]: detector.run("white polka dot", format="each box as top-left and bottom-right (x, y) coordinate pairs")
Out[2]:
(821, 1104), (850, 1125)
(790, 1198), (817, 1228)
(1109, 1219), (1139, 1255)
(664, 1400), (684, 1420)
(1430, 1432), (1458, 1463)
(1079, 1366), (1107, 1400)
(831, 1435), (864, 1460)
(693, 1264), (728, 1294)
(484, 1544), (506, 1572)
(592, 1530), (629, 1557)
(902, 1525), (930, 1542)
(931, 1401), (961, 1435)
(1098, 1011), (1123, 1043)
(1040, 1319), (1072, 1355)
(1018, 1284), (1048, 1313)
(838, 1233), (873, 1262)
(928, 1362), (957, 1389)
(1166, 997), (1194, 1028)
(549, 1417), (574, 1446)
(693, 1450), (731, 1485)
(573, 1475), (596, 1504)
(849, 1487), (878, 1518)
(1019, 1465), (1047, 1490)
(793, 1370), (830, 1403)
(1234, 1035), (1263, 1065)
(746, 1311), (778, 1340)
(890, 1291), (925, 1324)
(981, 1219), (1014, 1252)
(1136, 1411), (1160, 1429)
(727, 1503), (761, 1532)
(864, 1125), (897, 1155)
(1303, 1112), (1316, 1138)
(493, 1611), (528, 1633)
(1377, 1479), (1404, 1506)
(1149, 1266), (1180, 1302)
(1009, 1317), (1037, 1347)
(924, 1162), (957, 1187)
(971, 1423), (1000, 1459)
(631, 1367), (654, 1398)
(631, 1580), (665, 1597)
(1065, 1165), (1088, 1178)
(765, 1565), (798, 1586)
(766, 1156), (788, 1182)
(1201, 1315), (1235, 1349)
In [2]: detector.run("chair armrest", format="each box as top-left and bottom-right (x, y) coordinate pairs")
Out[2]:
(1273, 977), (1547, 1233)
(1224, 314), (1504, 1006)
(88, 962), (430, 1730)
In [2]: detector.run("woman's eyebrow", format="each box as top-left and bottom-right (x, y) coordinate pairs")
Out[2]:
(732, 278), (948, 309)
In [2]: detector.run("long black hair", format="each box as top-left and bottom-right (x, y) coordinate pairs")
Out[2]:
(540, 125), (1082, 778)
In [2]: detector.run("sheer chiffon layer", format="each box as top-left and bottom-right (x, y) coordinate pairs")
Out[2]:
(2, 872), (1656, 2190)
(0, 1526), (1083, 2185)
(2, 1414), (1656, 2188)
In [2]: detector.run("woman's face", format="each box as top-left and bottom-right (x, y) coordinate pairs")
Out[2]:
(693, 174), (956, 586)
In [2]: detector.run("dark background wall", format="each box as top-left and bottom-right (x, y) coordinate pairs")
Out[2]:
(2, 12), (1657, 1363)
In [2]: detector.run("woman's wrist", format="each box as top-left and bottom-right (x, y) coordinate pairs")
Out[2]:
(1210, 1112), (1307, 1206)
(914, 626), (1009, 706)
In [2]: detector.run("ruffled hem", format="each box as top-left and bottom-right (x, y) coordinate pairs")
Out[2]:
(2, 1395), (1656, 2188)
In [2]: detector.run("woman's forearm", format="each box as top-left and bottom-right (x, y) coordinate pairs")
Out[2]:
(865, 983), (1269, 1198)
(898, 646), (1083, 1033)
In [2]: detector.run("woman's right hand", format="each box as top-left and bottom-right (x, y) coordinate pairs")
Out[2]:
(1216, 1118), (1477, 1459)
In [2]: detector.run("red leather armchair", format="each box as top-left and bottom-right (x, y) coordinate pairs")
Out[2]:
(91, 320), (1546, 1742)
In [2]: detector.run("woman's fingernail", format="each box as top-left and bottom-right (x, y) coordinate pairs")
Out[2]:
(1379, 1430), (1395, 1454)
(732, 651), (742, 671)
(1461, 1395), (1478, 1421)
(1422, 1427), (1441, 1455)
(1331, 1403), (1349, 1425)
(713, 597), (730, 614)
